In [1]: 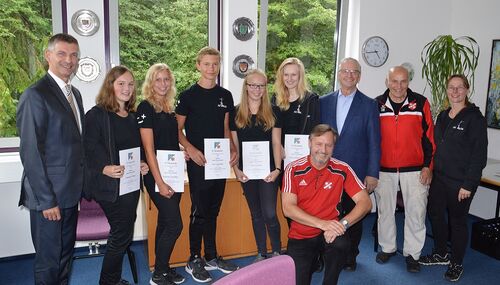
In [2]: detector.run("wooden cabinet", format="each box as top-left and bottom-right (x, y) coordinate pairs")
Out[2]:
(143, 179), (289, 268)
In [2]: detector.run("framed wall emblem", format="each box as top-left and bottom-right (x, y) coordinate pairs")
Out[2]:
(232, 17), (255, 41)
(71, 9), (100, 36)
(232, 55), (255, 78)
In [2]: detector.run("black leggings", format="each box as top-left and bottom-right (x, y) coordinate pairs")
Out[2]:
(98, 191), (139, 285)
(241, 180), (281, 254)
(144, 174), (183, 273)
(427, 177), (473, 264)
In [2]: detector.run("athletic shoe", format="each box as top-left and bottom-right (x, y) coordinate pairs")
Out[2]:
(185, 257), (212, 283)
(270, 251), (281, 258)
(375, 251), (396, 264)
(117, 280), (132, 285)
(150, 271), (175, 285)
(253, 253), (266, 263)
(419, 252), (450, 266)
(165, 268), (186, 284)
(204, 256), (239, 273)
(406, 255), (420, 273)
(444, 263), (463, 282)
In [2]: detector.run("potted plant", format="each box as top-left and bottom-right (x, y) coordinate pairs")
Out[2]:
(421, 35), (480, 117)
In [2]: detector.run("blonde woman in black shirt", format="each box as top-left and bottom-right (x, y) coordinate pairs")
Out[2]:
(138, 63), (185, 285)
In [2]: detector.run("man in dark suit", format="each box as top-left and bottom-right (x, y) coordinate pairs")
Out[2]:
(16, 33), (85, 285)
(320, 57), (381, 271)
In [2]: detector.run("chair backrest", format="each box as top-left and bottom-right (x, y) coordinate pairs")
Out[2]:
(213, 255), (295, 285)
(76, 198), (110, 241)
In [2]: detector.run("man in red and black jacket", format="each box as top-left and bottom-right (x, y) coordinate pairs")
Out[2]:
(373, 66), (435, 273)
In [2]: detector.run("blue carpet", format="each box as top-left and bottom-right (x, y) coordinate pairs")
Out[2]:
(1, 213), (498, 284)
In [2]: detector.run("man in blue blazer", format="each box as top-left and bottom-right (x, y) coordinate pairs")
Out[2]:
(320, 57), (381, 271)
(16, 33), (85, 285)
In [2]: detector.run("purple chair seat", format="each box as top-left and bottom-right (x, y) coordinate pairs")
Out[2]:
(76, 199), (110, 241)
(213, 255), (296, 285)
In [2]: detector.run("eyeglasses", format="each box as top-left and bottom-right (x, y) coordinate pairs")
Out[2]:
(247, 83), (266, 90)
(447, 86), (467, 92)
(339, 69), (360, 75)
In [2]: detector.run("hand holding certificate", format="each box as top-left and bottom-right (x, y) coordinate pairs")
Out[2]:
(284, 134), (309, 168)
(242, 141), (270, 180)
(204, 138), (230, 180)
(156, 150), (186, 193)
(119, 147), (141, 196)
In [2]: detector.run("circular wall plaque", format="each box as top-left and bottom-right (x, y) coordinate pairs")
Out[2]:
(232, 55), (255, 78)
(71, 10), (100, 36)
(76, 57), (101, 83)
(232, 17), (255, 41)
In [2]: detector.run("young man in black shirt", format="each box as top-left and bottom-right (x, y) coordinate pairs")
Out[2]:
(176, 47), (238, 283)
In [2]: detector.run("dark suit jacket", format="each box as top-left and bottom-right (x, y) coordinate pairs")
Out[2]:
(16, 73), (85, 211)
(320, 89), (380, 180)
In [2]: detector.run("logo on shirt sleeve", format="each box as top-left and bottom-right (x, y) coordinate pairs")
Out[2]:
(137, 113), (146, 124)
(218, 97), (227, 108)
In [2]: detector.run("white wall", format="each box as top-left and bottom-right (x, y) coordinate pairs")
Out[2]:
(346, 0), (500, 160)
(342, 0), (500, 219)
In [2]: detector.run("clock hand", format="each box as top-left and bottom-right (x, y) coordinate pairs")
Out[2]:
(374, 50), (380, 59)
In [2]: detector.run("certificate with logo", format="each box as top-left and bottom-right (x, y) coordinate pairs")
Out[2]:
(242, 141), (270, 180)
(119, 147), (140, 196)
(284, 134), (309, 168)
(156, 150), (185, 193)
(204, 138), (230, 180)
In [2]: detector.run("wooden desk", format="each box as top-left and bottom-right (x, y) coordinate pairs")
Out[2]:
(480, 159), (500, 218)
(143, 179), (289, 268)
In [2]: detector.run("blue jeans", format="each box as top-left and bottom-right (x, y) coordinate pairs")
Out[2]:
(241, 180), (281, 254)
(287, 234), (349, 285)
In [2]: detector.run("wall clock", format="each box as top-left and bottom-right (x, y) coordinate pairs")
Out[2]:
(362, 36), (389, 67)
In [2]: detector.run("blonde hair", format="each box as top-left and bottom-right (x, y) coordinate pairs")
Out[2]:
(96, 66), (136, 112)
(235, 69), (275, 131)
(141, 63), (176, 113)
(274, 57), (310, 110)
(196, 46), (221, 64)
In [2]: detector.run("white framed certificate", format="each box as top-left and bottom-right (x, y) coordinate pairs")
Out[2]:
(156, 150), (185, 193)
(119, 147), (140, 196)
(284, 134), (309, 168)
(242, 141), (270, 180)
(204, 138), (230, 180)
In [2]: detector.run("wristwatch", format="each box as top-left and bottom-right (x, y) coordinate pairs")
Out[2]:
(340, 219), (350, 230)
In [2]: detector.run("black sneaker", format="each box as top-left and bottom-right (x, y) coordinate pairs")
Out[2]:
(185, 257), (212, 283)
(419, 252), (450, 266)
(117, 280), (132, 285)
(444, 263), (463, 282)
(406, 255), (420, 273)
(150, 271), (175, 285)
(204, 256), (239, 273)
(165, 268), (186, 284)
(375, 251), (396, 264)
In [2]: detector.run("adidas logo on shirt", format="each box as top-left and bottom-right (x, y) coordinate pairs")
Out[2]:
(299, 179), (307, 186)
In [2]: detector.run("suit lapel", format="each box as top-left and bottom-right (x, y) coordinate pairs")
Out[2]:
(44, 74), (82, 134)
(330, 91), (339, 132)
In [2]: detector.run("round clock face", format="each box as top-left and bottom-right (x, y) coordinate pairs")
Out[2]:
(362, 36), (389, 67)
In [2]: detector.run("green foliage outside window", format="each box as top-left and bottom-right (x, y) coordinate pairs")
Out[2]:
(0, 0), (52, 137)
(0, 0), (337, 138)
(266, 0), (337, 96)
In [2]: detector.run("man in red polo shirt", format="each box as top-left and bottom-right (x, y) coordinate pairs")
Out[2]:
(282, 124), (372, 285)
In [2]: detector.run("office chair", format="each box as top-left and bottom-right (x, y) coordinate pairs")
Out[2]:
(72, 198), (138, 283)
(213, 255), (295, 285)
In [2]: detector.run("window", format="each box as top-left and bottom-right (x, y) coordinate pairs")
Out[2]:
(264, 0), (338, 95)
(118, 0), (209, 95)
(0, 0), (52, 139)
